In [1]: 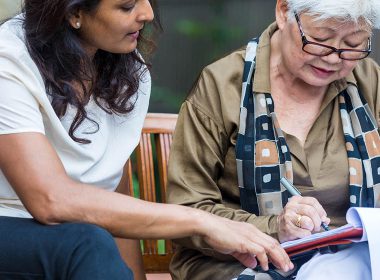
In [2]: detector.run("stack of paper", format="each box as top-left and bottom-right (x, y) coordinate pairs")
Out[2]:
(280, 207), (380, 280)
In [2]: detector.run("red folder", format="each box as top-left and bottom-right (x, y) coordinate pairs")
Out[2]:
(281, 225), (363, 256)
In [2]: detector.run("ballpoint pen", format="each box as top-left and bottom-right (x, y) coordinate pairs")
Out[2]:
(280, 177), (330, 231)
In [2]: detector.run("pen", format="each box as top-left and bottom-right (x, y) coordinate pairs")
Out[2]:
(280, 177), (330, 231)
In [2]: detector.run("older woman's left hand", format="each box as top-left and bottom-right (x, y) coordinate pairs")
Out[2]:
(277, 196), (331, 243)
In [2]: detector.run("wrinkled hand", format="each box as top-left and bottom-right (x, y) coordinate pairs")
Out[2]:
(277, 196), (330, 243)
(201, 214), (293, 272)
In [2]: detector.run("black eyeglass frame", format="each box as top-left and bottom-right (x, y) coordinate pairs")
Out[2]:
(294, 12), (372, 61)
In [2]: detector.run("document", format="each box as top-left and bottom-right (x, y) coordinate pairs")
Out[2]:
(281, 207), (380, 280)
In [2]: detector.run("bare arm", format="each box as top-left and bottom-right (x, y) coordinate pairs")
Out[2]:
(0, 132), (292, 271)
(0, 132), (205, 239)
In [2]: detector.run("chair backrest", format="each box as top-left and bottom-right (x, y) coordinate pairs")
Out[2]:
(125, 113), (177, 273)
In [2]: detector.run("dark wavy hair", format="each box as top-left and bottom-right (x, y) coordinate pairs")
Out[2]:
(22, 0), (161, 143)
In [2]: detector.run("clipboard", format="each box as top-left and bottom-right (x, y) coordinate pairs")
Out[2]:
(281, 224), (363, 256)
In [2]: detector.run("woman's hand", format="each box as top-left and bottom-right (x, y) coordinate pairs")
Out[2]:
(277, 196), (330, 243)
(201, 214), (293, 272)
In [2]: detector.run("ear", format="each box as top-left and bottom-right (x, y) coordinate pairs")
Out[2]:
(275, 0), (290, 30)
(67, 9), (83, 29)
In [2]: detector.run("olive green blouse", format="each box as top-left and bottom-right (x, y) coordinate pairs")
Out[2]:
(167, 23), (380, 280)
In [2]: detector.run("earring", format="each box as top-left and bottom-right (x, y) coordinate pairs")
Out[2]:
(75, 22), (81, 29)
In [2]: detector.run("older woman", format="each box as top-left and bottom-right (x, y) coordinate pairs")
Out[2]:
(167, 0), (380, 279)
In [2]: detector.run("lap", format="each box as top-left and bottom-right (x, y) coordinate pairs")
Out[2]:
(296, 242), (371, 280)
(233, 243), (371, 280)
(0, 216), (127, 279)
(0, 216), (112, 254)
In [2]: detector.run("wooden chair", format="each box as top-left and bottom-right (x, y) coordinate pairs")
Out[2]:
(117, 113), (177, 279)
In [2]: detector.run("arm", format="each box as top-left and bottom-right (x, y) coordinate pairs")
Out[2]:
(0, 131), (292, 271)
(167, 68), (278, 254)
(0, 69), (188, 239)
(0, 132), (208, 239)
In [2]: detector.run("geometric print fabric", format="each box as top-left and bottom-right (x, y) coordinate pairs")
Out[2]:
(236, 38), (292, 216)
(236, 38), (380, 219)
(339, 86), (380, 207)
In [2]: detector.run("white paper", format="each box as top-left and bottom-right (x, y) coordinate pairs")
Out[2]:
(291, 207), (380, 280)
(281, 207), (376, 250)
(296, 242), (371, 280)
(347, 207), (380, 280)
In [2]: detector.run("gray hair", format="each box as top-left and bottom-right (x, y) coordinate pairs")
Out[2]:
(286, 0), (380, 29)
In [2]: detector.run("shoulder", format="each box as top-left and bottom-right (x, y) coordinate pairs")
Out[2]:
(0, 15), (29, 61)
(0, 15), (44, 86)
(353, 57), (380, 82)
(0, 16), (48, 105)
(352, 57), (380, 101)
(200, 47), (246, 86)
(185, 47), (246, 133)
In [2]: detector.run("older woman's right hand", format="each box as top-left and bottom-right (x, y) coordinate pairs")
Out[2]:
(277, 196), (331, 243)
(201, 214), (293, 272)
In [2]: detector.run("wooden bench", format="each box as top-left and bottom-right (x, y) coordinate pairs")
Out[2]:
(116, 113), (177, 280)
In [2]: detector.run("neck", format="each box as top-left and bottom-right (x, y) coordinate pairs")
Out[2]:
(269, 30), (327, 105)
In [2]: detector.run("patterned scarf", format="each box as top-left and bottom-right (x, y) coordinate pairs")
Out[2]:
(236, 38), (380, 216)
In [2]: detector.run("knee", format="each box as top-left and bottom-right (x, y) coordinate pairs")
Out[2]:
(67, 223), (118, 254)
(53, 223), (133, 279)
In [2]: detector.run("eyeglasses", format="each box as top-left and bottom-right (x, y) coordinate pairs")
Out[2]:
(294, 12), (371, 61)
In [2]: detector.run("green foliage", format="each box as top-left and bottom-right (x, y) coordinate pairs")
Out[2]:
(149, 85), (184, 113)
(140, 239), (166, 254)
(176, 19), (243, 43)
(132, 173), (140, 197)
(174, 1), (245, 60)
(149, 1), (249, 113)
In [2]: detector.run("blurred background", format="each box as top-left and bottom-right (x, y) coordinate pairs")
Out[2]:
(1, 0), (380, 113)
